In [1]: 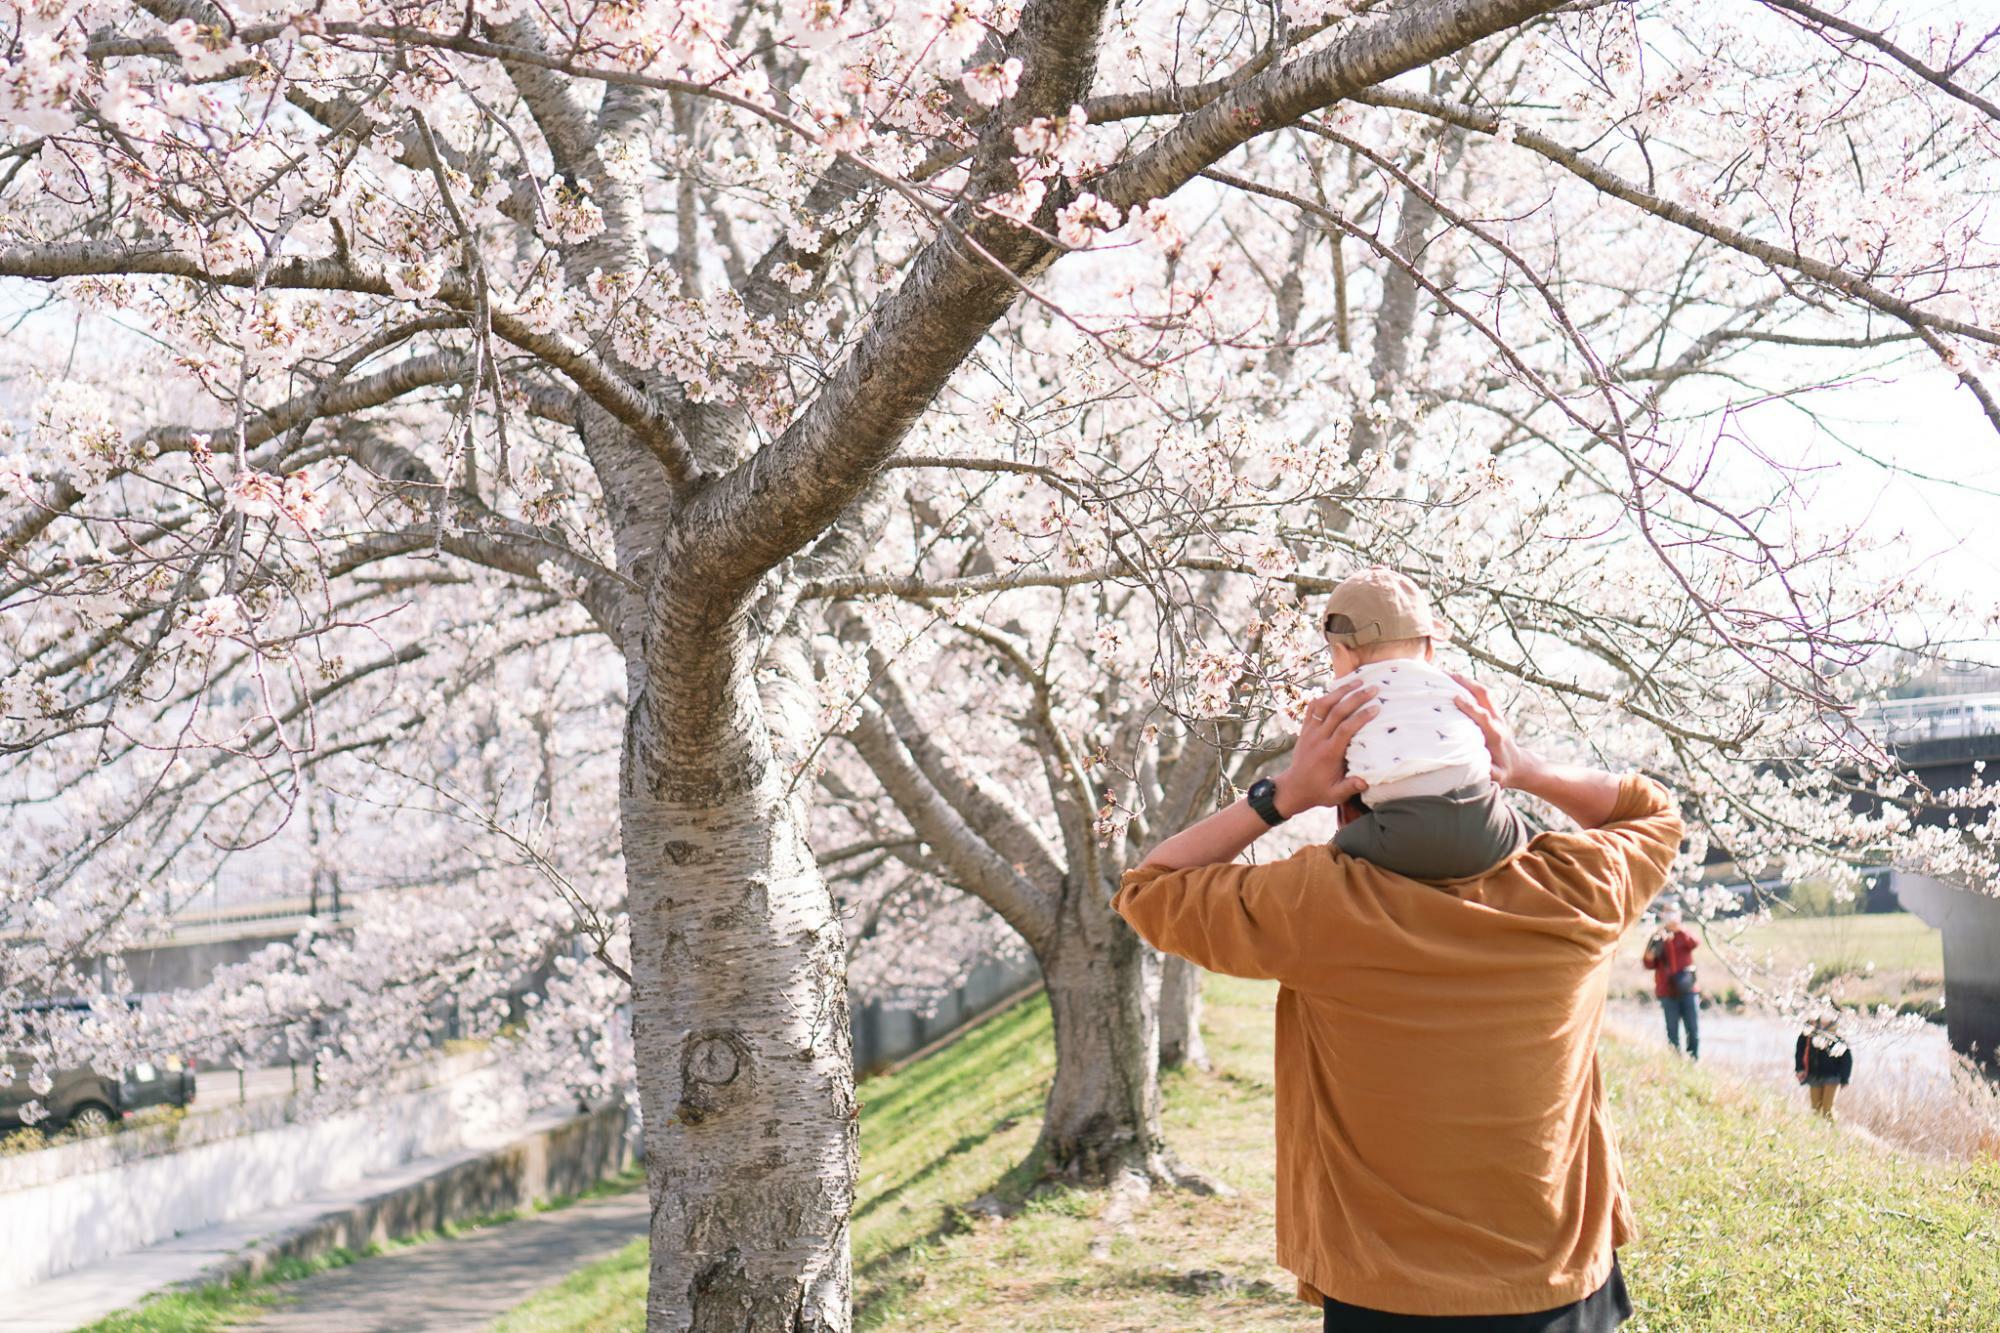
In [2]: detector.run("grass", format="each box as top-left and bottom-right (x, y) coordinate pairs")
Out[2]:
(77, 1163), (647, 1331)
(79, 1250), (368, 1332)
(1726, 912), (1944, 974)
(498, 973), (2000, 1330)
(850, 983), (1294, 1330)
(1612, 1043), (2000, 1330)
(490, 1239), (647, 1333)
(1618, 911), (1944, 1016)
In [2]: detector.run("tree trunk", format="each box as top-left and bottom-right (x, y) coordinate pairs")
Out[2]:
(1035, 885), (1176, 1185)
(624, 621), (856, 1332)
(1158, 954), (1209, 1072)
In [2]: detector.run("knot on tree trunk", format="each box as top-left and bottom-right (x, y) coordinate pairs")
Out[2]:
(687, 1245), (760, 1331)
(677, 1029), (754, 1124)
(1045, 1111), (1141, 1183)
(687, 1244), (833, 1333)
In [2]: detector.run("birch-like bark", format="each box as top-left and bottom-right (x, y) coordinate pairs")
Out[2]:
(1036, 877), (1171, 1182)
(1158, 954), (1209, 1071)
(625, 605), (856, 1331)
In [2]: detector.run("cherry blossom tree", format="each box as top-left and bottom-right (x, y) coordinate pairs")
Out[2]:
(5, 1), (2000, 1328)
(798, 0), (2000, 1197)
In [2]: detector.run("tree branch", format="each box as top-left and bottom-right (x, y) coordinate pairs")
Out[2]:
(1756, 0), (2000, 124)
(843, 700), (1057, 946)
(0, 244), (701, 483)
(1351, 86), (2000, 351)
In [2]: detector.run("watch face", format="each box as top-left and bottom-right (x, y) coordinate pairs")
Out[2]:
(1248, 777), (1283, 824)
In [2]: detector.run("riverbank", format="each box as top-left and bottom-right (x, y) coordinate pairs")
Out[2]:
(1614, 911), (1946, 1020)
(501, 977), (2000, 1331)
(1606, 999), (2000, 1161)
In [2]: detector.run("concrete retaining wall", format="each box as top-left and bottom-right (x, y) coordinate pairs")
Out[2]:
(219, 1103), (636, 1284)
(0, 1063), (532, 1293)
(850, 952), (1042, 1075)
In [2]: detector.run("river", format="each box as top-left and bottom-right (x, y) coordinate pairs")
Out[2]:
(1604, 999), (1962, 1102)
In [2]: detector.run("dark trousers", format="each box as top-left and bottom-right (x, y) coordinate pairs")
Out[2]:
(1323, 1256), (1631, 1331)
(1659, 992), (1699, 1058)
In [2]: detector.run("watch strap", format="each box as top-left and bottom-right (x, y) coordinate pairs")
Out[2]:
(1246, 777), (1287, 826)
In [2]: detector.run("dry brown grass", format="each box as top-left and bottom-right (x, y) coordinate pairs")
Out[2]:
(1818, 1055), (2000, 1163)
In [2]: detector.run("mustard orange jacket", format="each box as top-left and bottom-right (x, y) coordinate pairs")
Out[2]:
(1115, 776), (1682, 1317)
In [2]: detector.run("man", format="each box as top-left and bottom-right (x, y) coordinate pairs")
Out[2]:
(1640, 905), (1700, 1060)
(1114, 674), (1682, 1331)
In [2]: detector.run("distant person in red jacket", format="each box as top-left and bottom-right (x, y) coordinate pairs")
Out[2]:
(1641, 905), (1699, 1059)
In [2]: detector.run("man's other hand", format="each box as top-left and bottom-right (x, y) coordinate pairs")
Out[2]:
(1275, 680), (1378, 817)
(1450, 672), (1538, 789)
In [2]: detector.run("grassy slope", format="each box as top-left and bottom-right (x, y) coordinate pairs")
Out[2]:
(502, 976), (2000, 1331)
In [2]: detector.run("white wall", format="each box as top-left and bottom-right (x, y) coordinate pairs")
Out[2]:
(0, 1065), (528, 1293)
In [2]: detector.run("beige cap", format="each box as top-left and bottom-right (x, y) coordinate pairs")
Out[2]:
(1321, 566), (1445, 646)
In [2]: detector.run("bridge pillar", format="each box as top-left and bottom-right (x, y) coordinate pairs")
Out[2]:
(1893, 872), (2000, 1069)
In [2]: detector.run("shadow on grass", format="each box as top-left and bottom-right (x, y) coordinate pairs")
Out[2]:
(851, 1113), (1041, 1228)
(855, 1140), (1052, 1324)
(859, 1001), (1048, 1135)
(1105, 1266), (1284, 1301)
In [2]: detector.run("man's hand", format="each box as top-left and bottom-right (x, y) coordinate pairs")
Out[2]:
(1450, 672), (1539, 789)
(1134, 680), (1376, 870)
(1449, 671), (1625, 830)
(1273, 679), (1379, 817)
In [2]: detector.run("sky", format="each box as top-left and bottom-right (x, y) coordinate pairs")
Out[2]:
(1730, 362), (2000, 667)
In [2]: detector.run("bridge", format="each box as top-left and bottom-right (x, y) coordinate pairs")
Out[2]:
(114, 896), (361, 992)
(1859, 693), (2000, 1068)
(1864, 691), (2000, 792)
(1693, 692), (2000, 1066)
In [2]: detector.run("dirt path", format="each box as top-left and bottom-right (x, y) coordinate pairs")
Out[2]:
(239, 1188), (647, 1331)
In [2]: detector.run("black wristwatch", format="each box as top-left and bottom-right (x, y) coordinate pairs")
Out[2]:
(1246, 776), (1288, 826)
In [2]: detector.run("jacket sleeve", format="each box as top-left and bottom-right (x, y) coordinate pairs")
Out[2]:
(1113, 845), (1344, 991)
(1539, 776), (1685, 928)
(1795, 1034), (1807, 1075)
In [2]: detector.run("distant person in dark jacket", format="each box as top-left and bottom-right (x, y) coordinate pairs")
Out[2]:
(1796, 1013), (1854, 1120)
(1640, 905), (1699, 1059)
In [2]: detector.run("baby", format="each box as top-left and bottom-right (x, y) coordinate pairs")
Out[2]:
(1319, 567), (1532, 881)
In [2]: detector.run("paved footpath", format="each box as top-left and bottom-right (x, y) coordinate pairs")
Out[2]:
(1, 1109), (581, 1333)
(239, 1188), (648, 1331)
